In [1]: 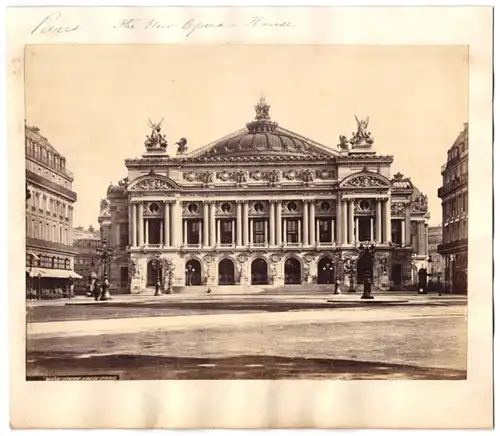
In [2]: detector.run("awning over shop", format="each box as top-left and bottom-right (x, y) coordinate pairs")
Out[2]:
(26, 268), (82, 279)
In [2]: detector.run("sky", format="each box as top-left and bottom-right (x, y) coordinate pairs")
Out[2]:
(24, 45), (468, 228)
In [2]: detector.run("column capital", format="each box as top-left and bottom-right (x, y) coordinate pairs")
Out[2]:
(236, 199), (247, 204)
(269, 199), (279, 204)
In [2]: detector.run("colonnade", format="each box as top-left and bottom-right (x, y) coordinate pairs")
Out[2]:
(126, 197), (417, 249)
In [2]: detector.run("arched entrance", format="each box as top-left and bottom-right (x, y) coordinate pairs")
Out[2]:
(147, 260), (163, 287)
(317, 257), (336, 284)
(218, 258), (235, 285)
(356, 251), (374, 284)
(284, 257), (302, 284)
(185, 259), (202, 286)
(251, 258), (268, 285)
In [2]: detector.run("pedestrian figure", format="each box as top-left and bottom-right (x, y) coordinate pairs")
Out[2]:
(93, 279), (101, 301)
(334, 278), (341, 295)
(361, 270), (374, 299)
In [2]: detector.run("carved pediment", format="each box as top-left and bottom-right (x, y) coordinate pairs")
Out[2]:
(341, 174), (389, 188)
(128, 176), (176, 192)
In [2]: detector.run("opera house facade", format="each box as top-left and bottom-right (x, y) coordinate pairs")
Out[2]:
(98, 99), (430, 293)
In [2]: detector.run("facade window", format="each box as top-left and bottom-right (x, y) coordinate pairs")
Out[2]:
(254, 202), (264, 213)
(318, 219), (331, 243)
(119, 225), (129, 247)
(391, 220), (402, 245)
(320, 202), (330, 212)
(287, 202), (297, 212)
(187, 203), (198, 213)
(186, 220), (201, 245)
(286, 219), (299, 244)
(253, 219), (266, 244)
(221, 203), (231, 213)
(220, 219), (233, 244)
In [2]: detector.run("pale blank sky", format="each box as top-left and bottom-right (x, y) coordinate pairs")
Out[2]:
(24, 45), (468, 228)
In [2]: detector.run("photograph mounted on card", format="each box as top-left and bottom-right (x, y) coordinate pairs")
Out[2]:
(7, 6), (493, 430)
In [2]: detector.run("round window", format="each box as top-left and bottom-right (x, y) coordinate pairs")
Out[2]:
(320, 201), (330, 212)
(254, 202), (264, 212)
(149, 203), (159, 213)
(359, 200), (370, 211)
(188, 203), (198, 213)
(287, 202), (297, 212)
(221, 203), (231, 212)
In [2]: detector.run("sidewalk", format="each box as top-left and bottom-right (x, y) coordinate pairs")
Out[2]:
(26, 291), (466, 307)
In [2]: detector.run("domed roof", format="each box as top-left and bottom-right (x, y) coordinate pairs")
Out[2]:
(195, 97), (335, 160)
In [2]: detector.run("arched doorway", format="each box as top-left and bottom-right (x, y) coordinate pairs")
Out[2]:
(284, 258), (302, 284)
(317, 257), (336, 284)
(218, 258), (235, 285)
(185, 259), (202, 286)
(251, 258), (268, 285)
(356, 251), (374, 284)
(147, 260), (163, 287)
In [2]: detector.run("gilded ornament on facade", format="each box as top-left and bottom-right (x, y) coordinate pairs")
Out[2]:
(176, 138), (188, 155)
(217, 171), (231, 181)
(285, 170), (296, 180)
(237, 253), (248, 263)
(183, 171), (197, 182)
(201, 171), (214, 184)
(267, 169), (281, 183)
(235, 170), (248, 183)
(251, 170), (263, 181)
(270, 253), (281, 263)
(411, 193), (429, 213)
(302, 169), (314, 182)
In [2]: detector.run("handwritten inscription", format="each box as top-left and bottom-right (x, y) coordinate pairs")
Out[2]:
(113, 16), (294, 37)
(31, 12), (79, 35)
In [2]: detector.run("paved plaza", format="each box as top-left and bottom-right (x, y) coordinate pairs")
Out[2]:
(26, 292), (467, 380)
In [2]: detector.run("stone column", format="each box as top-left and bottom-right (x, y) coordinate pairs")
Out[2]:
(242, 201), (249, 246)
(349, 200), (355, 244)
(331, 219), (335, 243)
(355, 217), (359, 243)
(249, 219), (254, 244)
(424, 224), (429, 255)
(171, 199), (182, 247)
(236, 201), (242, 246)
(309, 200), (316, 245)
(128, 202), (133, 246)
(264, 219), (268, 244)
(370, 217), (374, 241)
(217, 219), (221, 245)
(164, 201), (170, 247)
(231, 219), (235, 245)
(376, 200), (382, 243)
(298, 220), (302, 243)
(269, 201), (276, 246)
(183, 219), (188, 245)
(342, 200), (348, 244)
(132, 202), (137, 247)
(160, 221), (163, 245)
(283, 219), (288, 245)
(401, 220), (406, 245)
(203, 202), (209, 247)
(384, 199), (392, 244)
(210, 202), (216, 246)
(145, 220), (149, 245)
(418, 221), (426, 255)
(336, 198), (342, 245)
(317, 220), (321, 244)
(138, 202), (144, 246)
(302, 201), (309, 245)
(405, 203), (411, 247)
(276, 201), (282, 245)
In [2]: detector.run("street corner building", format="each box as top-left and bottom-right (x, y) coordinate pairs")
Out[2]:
(98, 99), (431, 294)
(437, 123), (468, 294)
(25, 123), (82, 299)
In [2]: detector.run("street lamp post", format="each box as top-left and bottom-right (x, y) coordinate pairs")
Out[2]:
(96, 238), (115, 301)
(437, 271), (443, 296)
(356, 242), (376, 300)
(152, 252), (163, 296)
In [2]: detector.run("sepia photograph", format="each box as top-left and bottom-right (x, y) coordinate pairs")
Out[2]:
(23, 44), (470, 382)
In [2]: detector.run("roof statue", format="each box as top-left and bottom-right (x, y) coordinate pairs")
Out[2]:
(246, 97), (278, 133)
(176, 137), (188, 155)
(145, 118), (168, 150)
(337, 115), (374, 151)
(254, 96), (271, 121)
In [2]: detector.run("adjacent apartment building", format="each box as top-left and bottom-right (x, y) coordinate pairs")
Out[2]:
(73, 225), (101, 293)
(25, 123), (81, 298)
(437, 123), (468, 294)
